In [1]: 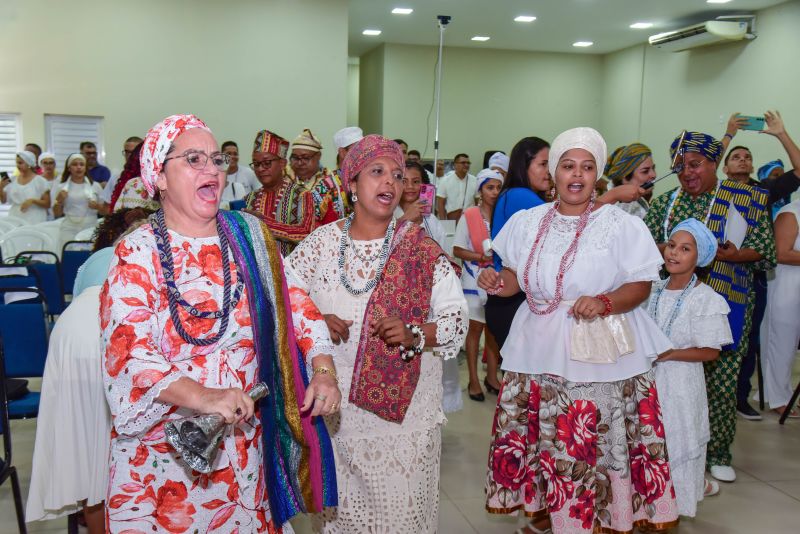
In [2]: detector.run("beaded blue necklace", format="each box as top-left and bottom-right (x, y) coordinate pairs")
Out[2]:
(338, 214), (395, 296)
(647, 274), (697, 338)
(151, 210), (244, 346)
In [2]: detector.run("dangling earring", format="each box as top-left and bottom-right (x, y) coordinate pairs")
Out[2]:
(351, 192), (358, 203)
(548, 187), (556, 201)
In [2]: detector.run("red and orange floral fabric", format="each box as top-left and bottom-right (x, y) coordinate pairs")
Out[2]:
(486, 371), (678, 533)
(101, 224), (332, 533)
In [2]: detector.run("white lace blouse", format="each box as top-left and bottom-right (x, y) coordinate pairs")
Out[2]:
(493, 203), (673, 382)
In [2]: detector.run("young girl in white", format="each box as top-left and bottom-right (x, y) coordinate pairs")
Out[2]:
(647, 218), (733, 517)
(452, 168), (503, 402)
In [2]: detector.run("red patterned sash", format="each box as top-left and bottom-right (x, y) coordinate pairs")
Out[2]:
(349, 221), (446, 423)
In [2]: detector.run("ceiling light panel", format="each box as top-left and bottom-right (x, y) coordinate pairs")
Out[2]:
(471, 36), (491, 42)
(572, 41), (594, 47)
(630, 22), (653, 29)
(362, 29), (382, 36)
(391, 8), (413, 15)
(706, 0), (732, 4)
(514, 15), (537, 23)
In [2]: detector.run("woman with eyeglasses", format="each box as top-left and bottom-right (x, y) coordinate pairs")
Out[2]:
(53, 153), (105, 247)
(100, 114), (340, 532)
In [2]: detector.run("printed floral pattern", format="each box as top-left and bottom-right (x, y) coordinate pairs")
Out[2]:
(485, 371), (678, 533)
(102, 224), (330, 533)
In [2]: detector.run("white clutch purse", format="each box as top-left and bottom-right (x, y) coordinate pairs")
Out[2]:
(570, 314), (636, 364)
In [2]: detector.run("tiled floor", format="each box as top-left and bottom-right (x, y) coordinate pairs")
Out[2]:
(3, 359), (800, 533)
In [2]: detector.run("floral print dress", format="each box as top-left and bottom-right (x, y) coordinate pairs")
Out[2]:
(101, 224), (332, 533)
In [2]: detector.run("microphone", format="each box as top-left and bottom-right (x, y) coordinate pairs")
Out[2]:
(642, 130), (687, 190)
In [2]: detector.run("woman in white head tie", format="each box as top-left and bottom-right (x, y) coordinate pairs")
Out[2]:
(0, 150), (51, 224)
(479, 127), (679, 534)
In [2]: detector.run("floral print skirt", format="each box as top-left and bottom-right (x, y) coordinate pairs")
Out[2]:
(485, 371), (679, 533)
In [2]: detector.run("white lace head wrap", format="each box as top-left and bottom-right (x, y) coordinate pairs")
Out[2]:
(549, 127), (607, 182)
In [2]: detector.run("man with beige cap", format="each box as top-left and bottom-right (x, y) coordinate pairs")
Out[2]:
(288, 128), (349, 223)
(245, 129), (320, 255)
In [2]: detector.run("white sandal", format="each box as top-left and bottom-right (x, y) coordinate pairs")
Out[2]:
(515, 521), (553, 534)
(704, 478), (720, 497)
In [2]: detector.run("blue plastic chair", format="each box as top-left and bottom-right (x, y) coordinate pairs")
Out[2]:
(229, 199), (246, 211)
(13, 252), (66, 316)
(0, 339), (28, 533)
(0, 265), (38, 295)
(0, 288), (49, 420)
(61, 241), (94, 297)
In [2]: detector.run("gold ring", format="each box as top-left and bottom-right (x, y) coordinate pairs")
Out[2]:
(331, 402), (339, 411)
(315, 394), (327, 401)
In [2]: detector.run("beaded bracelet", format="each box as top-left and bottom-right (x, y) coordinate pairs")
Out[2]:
(595, 294), (613, 317)
(485, 279), (505, 296)
(400, 324), (425, 362)
(724, 132), (734, 140)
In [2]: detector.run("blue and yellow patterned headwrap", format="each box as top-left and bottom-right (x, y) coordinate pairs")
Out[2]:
(670, 131), (724, 164)
(757, 159), (784, 181)
(604, 143), (652, 185)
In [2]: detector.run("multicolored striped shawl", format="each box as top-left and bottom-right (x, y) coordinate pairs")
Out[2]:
(701, 180), (768, 349)
(217, 210), (337, 526)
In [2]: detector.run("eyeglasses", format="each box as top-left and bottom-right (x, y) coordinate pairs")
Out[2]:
(164, 150), (230, 172)
(250, 158), (281, 170)
(290, 154), (316, 164)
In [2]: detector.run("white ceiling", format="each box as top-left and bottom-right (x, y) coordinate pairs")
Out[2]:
(348, 0), (787, 56)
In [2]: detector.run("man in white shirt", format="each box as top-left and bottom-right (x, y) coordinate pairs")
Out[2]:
(436, 153), (477, 220)
(221, 140), (260, 203)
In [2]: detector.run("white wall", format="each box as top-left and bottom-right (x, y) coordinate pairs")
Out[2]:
(0, 0), (349, 171)
(356, 1), (798, 186)
(601, 0), (800, 195)
(369, 43), (604, 164)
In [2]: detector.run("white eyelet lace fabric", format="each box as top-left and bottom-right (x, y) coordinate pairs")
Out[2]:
(286, 222), (467, 533)
(649, 280), (732, 516)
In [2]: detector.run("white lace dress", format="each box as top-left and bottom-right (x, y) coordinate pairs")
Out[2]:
(286, 222), (467, 534)
(647, 281), (732, 517)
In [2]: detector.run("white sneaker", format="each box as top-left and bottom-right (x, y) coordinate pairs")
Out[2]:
(710, 465), (736, 482)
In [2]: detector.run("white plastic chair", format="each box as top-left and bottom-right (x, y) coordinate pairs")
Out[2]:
(0, 227), (58, 259)
(0, 220), (17, 235)
(0, 215), (28, 228)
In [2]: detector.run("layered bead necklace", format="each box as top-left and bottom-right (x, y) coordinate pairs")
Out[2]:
(522, 197), (595, 315)
(647, 274), (697, 337)
(338, 214), (396, 296)
(151, 210), (244, 346)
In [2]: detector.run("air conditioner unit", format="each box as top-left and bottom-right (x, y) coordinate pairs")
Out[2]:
(649, 20), (755, 52)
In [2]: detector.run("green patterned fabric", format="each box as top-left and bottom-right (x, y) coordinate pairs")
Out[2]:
(645, 181), (775, 467)
(703, 290), (754, 467)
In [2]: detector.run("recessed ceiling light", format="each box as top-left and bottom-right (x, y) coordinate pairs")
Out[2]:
(707, 0), (732, 4)
(471, 36), (491, 42)
(392, 8), (413, 15)
(514, 15), (537, 23)
(573, 41), (594, 47)
(362, 29), (382, 36)
(630, 22), (653, 29)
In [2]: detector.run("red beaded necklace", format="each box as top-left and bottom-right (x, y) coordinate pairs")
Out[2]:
(522, 196), (595, 315)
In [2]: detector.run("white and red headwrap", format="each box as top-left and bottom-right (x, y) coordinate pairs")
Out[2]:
(140, 114), (211, 197)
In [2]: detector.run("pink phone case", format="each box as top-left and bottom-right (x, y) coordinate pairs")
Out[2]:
(419, 184), (435, 216)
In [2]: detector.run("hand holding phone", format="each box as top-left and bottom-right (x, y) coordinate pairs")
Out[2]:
(0, 171), (10, 184)
(739, 115), (765, 131)
(418, 184), (436, 217)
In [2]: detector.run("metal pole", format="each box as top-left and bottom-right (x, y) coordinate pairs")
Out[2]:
(433, 17), (449, 182)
